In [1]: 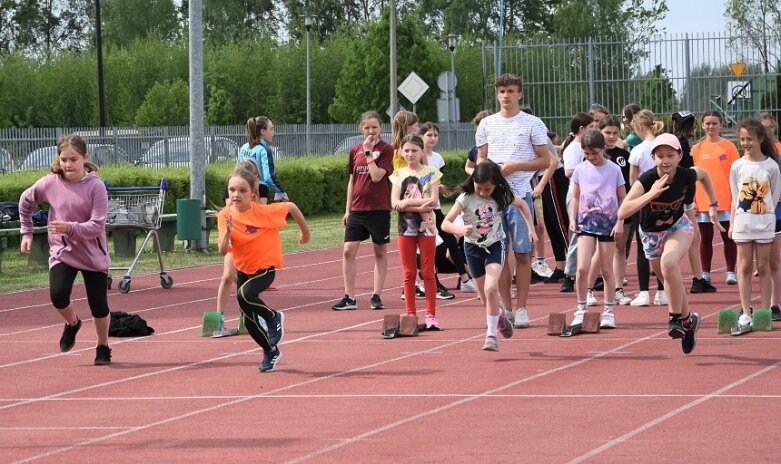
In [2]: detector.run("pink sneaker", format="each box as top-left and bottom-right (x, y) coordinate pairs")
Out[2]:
(425, 314), (441, 331)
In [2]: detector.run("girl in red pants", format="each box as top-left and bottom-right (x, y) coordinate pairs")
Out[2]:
(390, 134), (443, 329)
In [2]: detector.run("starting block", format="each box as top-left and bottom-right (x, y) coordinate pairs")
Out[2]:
(717, 309), (738, 334)
(201, 311), (222, 337)
(382, 314), (425, 338)
(549, 312), (600, 337)
(731, 309), (773, 336)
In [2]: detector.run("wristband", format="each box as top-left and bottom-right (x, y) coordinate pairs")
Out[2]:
(709, 201), (719, 208)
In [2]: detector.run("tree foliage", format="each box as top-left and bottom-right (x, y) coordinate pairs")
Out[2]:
(102, 0), (179, 47)
(725, 0), (781, 72)
(135, 79), (190, 126)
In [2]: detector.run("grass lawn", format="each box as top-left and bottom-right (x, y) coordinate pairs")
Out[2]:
(0, 211), (347, 293)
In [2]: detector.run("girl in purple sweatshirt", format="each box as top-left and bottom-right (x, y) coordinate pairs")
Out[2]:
(19, 134), (113, 365)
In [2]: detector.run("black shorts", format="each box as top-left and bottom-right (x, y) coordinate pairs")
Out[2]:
(344, 211), (391, 244)
(578, 231), (614, 242)
(259, 183), (270, 200)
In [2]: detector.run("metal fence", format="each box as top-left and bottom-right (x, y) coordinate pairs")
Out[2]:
(491, 32), (781, 137)
(2, 33), (780, 172)
(0, 122), (478, 172)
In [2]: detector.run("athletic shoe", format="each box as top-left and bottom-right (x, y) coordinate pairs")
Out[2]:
(332, 295), (357, 310)
(482, 335), (499, 352)
(530, 270), (546, 283)
(498, 308), (514, 339)
(94, 345), (112, 365)
(702, 272), (712, 282)
(726, 271), (738, 285)
(586, 290), (599, 306)
(370, 294), (384, 310)
(690, 277), (717, 293)
(654, 290), (668, 306)
(600, 311), (616, 329)
(572, 309), (586, 326)
(436, 286), (455, 300)
(772, 305), (781, 321)
(513, 307), (530, 328)
(630, 291), (650, 307)
(592, 276), (604, 291)
(560, 276), (575, 293)
(267, 311), (285, 346)
(533, 259), (555, 278)
(501, 304), (515, 325)
(401, 284), (426, 300)
(738, 312), (752, 329)
(425, 314), (441, 331)
(614, 288), (632, 305)
(459, 278), (477, 293)
(544, 268), (566, 284)
(59, 318), (82, 352)
(259, 347), (282, 372)
(668, 318), (685, 339)
(682, 313), (700, 354)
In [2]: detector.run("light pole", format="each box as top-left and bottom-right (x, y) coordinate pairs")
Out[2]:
(304, 12), (314, 155)
(446, 34), (458, 123)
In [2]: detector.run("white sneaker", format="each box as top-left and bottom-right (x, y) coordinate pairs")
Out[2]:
(533, 260), (554, 278)
(586, 290), (599, 306)
(513, 307), (530, 328)
(460, 278), (477, 293)
(615, 289), (632, 305)
(572, 309), (586, 326)
(600, 310), (616, 328)
(726, 272), (737, 285)
(501, 304), (515, 325)
(738, 313), (752, 328)
(630, 291), (650, 307)
(653, 290), (668, 306)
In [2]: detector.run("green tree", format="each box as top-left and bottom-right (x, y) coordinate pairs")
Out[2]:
(725, 0), (781, 72)
(205, 85), (234, 125)
(329, 8), (447, 123)
(102, 0), (179, 47)
(135, 79), (189, 126)
(201, 0), (278, 44)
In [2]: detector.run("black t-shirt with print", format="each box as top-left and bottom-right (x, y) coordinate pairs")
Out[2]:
(607, 147), (631, 191)
(638, 167), (697, 233)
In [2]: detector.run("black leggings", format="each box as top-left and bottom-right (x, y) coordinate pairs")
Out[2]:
(541, 167), (570, 262)
(698, 221), (736, 273)
(434, 208), (468, 276)
(236, 267), (277, 352)
(50, 262), (110, 318)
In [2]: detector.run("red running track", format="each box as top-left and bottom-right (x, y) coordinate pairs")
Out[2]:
(1, 240), (780, 463)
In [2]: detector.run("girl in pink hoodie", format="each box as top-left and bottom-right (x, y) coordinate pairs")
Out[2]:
(19, 134), (113, 365)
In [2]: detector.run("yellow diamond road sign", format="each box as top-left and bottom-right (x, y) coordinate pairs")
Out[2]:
(730, 62), (746, 77)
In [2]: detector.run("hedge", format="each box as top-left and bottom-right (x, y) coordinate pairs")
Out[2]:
(0, 151), (471, 217)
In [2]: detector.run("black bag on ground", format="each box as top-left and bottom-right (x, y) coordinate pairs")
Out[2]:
(0, 200), (19, 221)
(109, 311), (154, 337)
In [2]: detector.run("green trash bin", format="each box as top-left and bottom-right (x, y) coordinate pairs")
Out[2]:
(176, 199), (202, 241)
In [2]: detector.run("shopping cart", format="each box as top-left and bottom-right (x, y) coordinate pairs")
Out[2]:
(104, 179), (173, 294)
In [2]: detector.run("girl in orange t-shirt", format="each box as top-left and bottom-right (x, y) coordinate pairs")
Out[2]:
(217, 167), (310, 372)
(691, 111), (739, 286)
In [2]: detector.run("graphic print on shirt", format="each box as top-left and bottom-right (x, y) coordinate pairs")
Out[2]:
(649, 194), (685, 227)
(245, 224), (258, 233)
(737, 177), (769, 214)
(578, 192), (619, 235)
(397, 175), (434, 235)
(474, 203), (496, 244)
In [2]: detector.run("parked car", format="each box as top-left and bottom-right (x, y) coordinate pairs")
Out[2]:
(18, 144), (128, 171)
(0, 148), (12, 173)
(332, 133), (392, 155)
(137, 136), (239, 167)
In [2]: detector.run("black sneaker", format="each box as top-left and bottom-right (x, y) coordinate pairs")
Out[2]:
(267, 311), (285, 346)
(531, 270), (545, 283)
(370, 294), (384, 310)
(690, 277), (717, 294)
(560, 276), (575, 293)
(401, 285), (426, 300)
(772, 305), (781, 321)
(544, 268), (566, 284)
(331, 295), (357, 310)
(59, 318), (82, 352)
(592, 276), (604, 291)
(436, 286), (455, 300)
(668, 318), (685, 339)
(682, 313), (700, 354)
(94, 345), (112, 365)
(259, 347), (282, 372)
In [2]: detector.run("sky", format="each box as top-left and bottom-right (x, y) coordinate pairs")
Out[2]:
(654, 0), (729, 35)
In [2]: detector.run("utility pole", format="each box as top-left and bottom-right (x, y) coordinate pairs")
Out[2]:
(389, 0), (398, 117)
